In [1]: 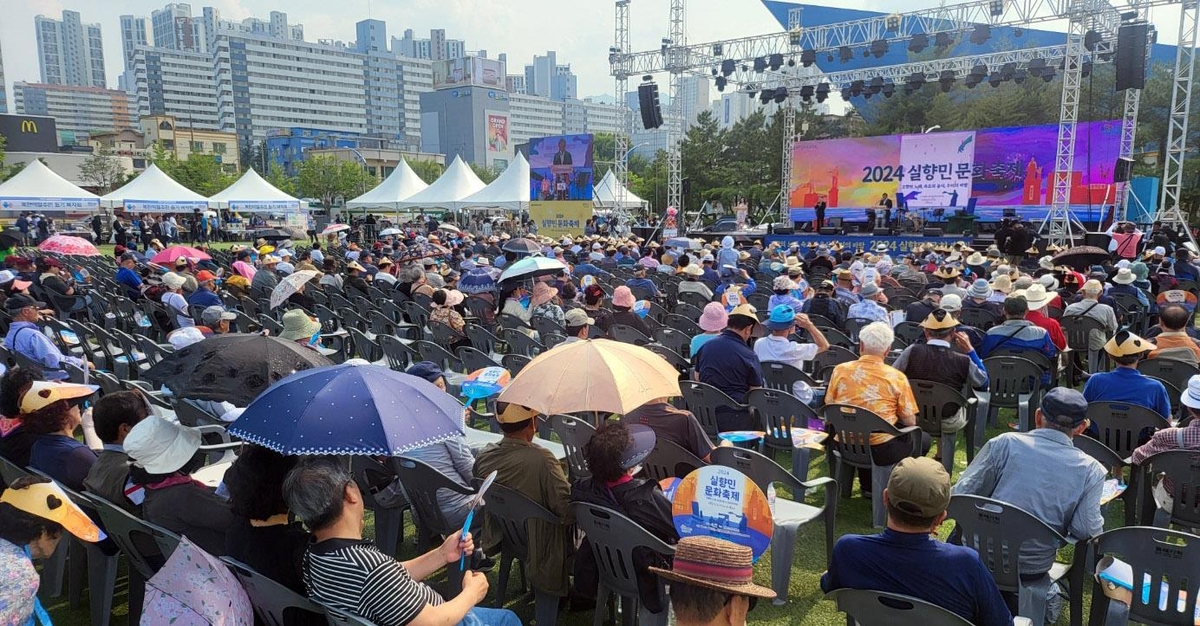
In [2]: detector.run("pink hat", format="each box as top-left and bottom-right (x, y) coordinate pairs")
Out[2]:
(698, 302), (729, 332)
(612, 285), (636, 308)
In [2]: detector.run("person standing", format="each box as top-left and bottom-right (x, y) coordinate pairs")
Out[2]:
(814, 195), (827, 231)
(878, 193), (893, 231)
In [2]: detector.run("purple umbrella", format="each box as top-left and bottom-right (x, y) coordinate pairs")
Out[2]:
(458, 268), (497, 295)
(229, 362), (465, 456)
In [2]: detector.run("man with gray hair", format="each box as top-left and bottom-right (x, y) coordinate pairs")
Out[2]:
(953, 388), (1105, 613)
(283, 458), (521, 626)
(1062, 279), (1118, 372)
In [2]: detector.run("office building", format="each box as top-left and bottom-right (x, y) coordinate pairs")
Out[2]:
(265, 127), (387, 174)
(508, 93), (566, 146)
(132, 46), (220, 130)
(140, 114), (239, 171)
(392, 28), (465, 61)
(151, 3), (206, 53)
(506, 75), (527, 95)
(397, 56), (433, 149)
(0, 41), (7, 114)
(680, 75), (710, 127)
(35, 10), (107, 88)
(563, 98), (622, 135)
(355, 19), (404, 142)
(13, 82), (136, 144)
(420, 86), (510, 166)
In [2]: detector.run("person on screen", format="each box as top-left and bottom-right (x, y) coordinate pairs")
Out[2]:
(552, 138), (573, 165)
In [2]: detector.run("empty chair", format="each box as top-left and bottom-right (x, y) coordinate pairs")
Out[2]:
(428, 321), (466, 351)
(378, 334), (418, 372)
(744, 387), (823, 483)
(664, 313), (703, 336)
(959, 306), (1001, 331)
(711, 446), (836, 604)
(639, 437), (704, 481)
(479, 483), (564, 626)
(608, 323), (651, 346)
(222, 558), (327, 626)
(501, 328), (545, 357)
(760, 360), (818, 395)
(464, 323), (501, 355)
(1060, 314), (1110, 377)
(909, 379), (977, 474)
(501, 353), (532, 375)
(822, 403), (922, 528)
(644, 343), (689, 377)
(456, 345), (502, 372)
(825, 589), (974, 626)
(413, 340), (462, 374)
(571, 503), (675, 626)
(893, 321), (925, 346)
(1087, 526), (1200, 626)
(550, 414), (596, 480)
(651, 326), (691, 359)
(811, 345), (858, 382)
(975, 356), (1044, 443)
(84, 493), (182, 624)
(347, 327), (382, 363)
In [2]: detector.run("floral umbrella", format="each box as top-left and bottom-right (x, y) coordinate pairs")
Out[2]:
(38, 235), (99, 257)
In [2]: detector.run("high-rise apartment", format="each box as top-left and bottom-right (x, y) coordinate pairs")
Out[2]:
(0, 39), (7, 114)
(355, 19), (404, 141)
(35, 10), (107, 88)
(151, 3), (206, 53)
(14, 82), (135, 142)
(392, 29), (465, 61)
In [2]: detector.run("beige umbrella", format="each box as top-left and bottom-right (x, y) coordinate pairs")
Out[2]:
(269, 270), (319, 309)
(496, 339), (681, 416)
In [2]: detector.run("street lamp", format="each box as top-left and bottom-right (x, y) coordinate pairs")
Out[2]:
(922, 125), (942, 133)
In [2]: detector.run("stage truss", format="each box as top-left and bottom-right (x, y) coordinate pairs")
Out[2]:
(612, 0), (1197, 248)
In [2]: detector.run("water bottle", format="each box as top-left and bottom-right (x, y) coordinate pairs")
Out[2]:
(794, 381), (815, 405)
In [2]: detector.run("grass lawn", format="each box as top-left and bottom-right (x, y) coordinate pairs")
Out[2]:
(44, 405), (1122, 626)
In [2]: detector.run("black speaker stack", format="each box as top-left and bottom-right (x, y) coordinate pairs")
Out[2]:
(1116, 22), (1149, 91)
(1114, 157), (1135, 183)
(638, 82), (664, 129)
(923, 228), (944, 237)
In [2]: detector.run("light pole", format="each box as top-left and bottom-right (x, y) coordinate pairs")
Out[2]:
(922, 125), (942, 134)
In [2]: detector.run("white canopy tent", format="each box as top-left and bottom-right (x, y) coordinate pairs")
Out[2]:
(457, 153), (530, 212)
(346, 159), (429, 211)
(0, 160), (99, 212)
(397, 156), (486, 211)
(592, 169), (647, 210)
(207, 168), (303, 213)
(101, 164), (208, 213)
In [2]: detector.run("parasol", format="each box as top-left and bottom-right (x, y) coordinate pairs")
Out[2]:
(141, 537), (253, 626)
(496, 339), (681, 415)
(320, 224), (350, 236)
(378, 227), (403, 237)
(269, 270), (320, 309)
(438, 223), (461, 234)
(152, 245), (212, 264)
(502, 237), (542, 255)
(458, 268), (497, 295)
(498, 256), (569, 283)
(38, 235), (99, 257)
(395, 242), (449, 264)
(1050, 246), (1110, 270)
(0, 228), (24, 248)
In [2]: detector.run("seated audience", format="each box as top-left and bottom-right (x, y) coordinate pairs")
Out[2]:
(893, 309), (989, 439)
(23, 381), (100, 492)
(1082, 330), (1171, 419)
(223, 445), (311, 595)
(1132, 374), (1200, 523)
(4, 294), (91, 380)
(690, 303), (727, 356)
(83, 391), (149, 512)
(753, 305), (829, 399)
(1147, 304), (1200, 365)
(693, 304), (764, 432)
(0, 366), (40, 467)
(652, 536), (775, 626)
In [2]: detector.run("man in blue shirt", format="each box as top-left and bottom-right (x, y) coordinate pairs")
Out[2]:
(624, 265), (660, 300)
(115, 252), (144, 300)
(187, 270), (223, 310)
(1082, 330), (1172, 419)
(821, 457), (1012, 626)
(693, 304), (763, 432)
(4, 294), (91, 380)
(979, 295), (1057, 384)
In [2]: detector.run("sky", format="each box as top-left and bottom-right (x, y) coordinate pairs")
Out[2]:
(0, 0), (1185, 111)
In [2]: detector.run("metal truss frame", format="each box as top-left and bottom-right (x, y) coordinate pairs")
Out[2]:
(667, 0), (686, 213)
(613, 0), (632, 219)
(1158, 0), (1199, 244)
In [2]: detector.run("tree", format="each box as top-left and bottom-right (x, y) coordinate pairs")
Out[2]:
(468, 162), (502, 184)
(149, 143), (237, 196)
(592, 132), (618, 180)
(409, 159), (445, 184)
(0, 136), (27, 182)
(295, 155), (377, 209)
(265, 162), (297, 196)
(78, 147), (128, 193)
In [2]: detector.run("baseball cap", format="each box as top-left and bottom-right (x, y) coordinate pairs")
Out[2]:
(201, 306), (236, 326)
(886, 457), (951, 518)
(195, 270), (217, 282)
(765, 304), (798, 331)
(40, 257), (63, 269)
(406, 361), (445, 384)
(564, 308), (594, 327)
(5, 293), (45, 312)
(1039, 387), (1089, 427)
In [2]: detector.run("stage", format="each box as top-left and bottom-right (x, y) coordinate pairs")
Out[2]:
(763, 232), (980, 254)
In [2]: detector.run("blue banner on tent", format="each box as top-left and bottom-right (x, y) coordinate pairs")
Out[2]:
(764, 233), (973, 254)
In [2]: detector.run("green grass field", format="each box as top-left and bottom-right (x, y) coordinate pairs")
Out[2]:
(44, 407), (1122, 626)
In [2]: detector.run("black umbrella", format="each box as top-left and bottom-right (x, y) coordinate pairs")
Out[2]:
(394, 242), (448, 265)
(256, 229), (291, 241)
(1050, 246), (1110, 270)
(0, 228), (22, 249)
(144, 334), (333, 406)
(502, 237), (542, 255)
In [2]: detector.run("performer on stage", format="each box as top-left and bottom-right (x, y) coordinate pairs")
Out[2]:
(814, 195), (827, 231)
(878, 193), (893, 231)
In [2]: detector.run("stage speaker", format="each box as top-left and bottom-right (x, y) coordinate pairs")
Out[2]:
(820, 227), (839, 235)
(828, 217), (844, 228)
(923, 228), (944, 237)
(1114, 157), (1135, 183)
(775, 225), (794, 235)
(1084, 231), (1111, 248)
(637, 82), (664, 129)
(873, 228), (891, 236)
(1116, 22), (1149, 91)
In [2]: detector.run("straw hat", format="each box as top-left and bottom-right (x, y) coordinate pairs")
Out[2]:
(1016, 283), (1051, 310)
(1104, 330), (1156, 358)
(966, 252), (985, 266)
(920, 308), (959, 330)
(933, 266), (961, 279)
(990, 274), (1013, 293)
(279, 309), (323, 341)
(1112, 268), (1136, 285)
(649, 536), (776, 599)
(530, 282), (558, 308)
(683, 264), (704, 277)
(1038, 256), (1055, 270)
(772, 275), (797, 291)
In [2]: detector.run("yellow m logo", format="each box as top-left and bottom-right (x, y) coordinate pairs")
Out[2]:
(20, 120), (37, 133)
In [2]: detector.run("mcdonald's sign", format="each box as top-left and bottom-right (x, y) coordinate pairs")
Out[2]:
(0, 114), (57, 153)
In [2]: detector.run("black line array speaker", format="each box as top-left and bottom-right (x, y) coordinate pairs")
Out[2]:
(638, 82), (664, 129)
(1114, 157), (1135, 183)
(1116, 22), (1149, 91)
(819, 227), (840, 235)
(873, 228), (892, 236)
(923, 228), (944, 237)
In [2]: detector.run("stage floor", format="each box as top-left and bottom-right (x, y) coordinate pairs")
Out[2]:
(764, 232), (979, 254)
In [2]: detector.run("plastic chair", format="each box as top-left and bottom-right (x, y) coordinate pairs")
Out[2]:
(456, 345), (502, 372)
(464, 323), (501, 355)
(825, 588), (974, 626)
(975, 356), (1044, 443)
(1138, 358), (1200, 410)
(1061, 315), (1110, 379)
(811, 345), (858, 382)
(347, 327), (382, 363)
(378, 334), (418, 372)
(947, 494), (1083, 625)
(745, 387), (823, 485)
(532, 316), (567, 339)
(413, 340), (463, 374)
(222, 557), (327, 626)
(1087, 526), (1200, 626)
(908, 379), (977, 474)
(480, 483), (564, 626)
(893, 321), (925, 346)
(664, 313), (702, 336)
(760, 360), (819, 394)
(393, 457), (476, 595)
(83, 493), (182, 625)
(429, 321), (466, 350)
(1075, 436), (1142, 527)
(608, 323), (651, 345)
(651, 326), (691, 359)
(1086, 401), (1172, 460)
(322, 606), (375, 625)
(350, 456), (408, 559)
(501, 353), (532, 375)
(640, 437), (704, 481)
(711, 446), (837, 604)
(1138, 449), (1200, 530)
(644, 343), (689, 377)
(571, 503), (675, 626)
(501, 328), (545, 357)
(821, 403), (922, 528)
(550, 413), (596, 480)
(679, 380), (750, 436)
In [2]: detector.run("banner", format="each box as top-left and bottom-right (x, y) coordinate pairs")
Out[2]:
(529, 201), (590, 238)
(121, 199), (208, 213)
(764, 233), (972, 255)
(898, 131), (975, 208)
(790, 135), (900, 211)
(485, 112), (509, 154)
(0, 197), (99, 212)
(228, 200), (304, 213)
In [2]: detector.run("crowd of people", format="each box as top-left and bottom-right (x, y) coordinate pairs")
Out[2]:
(0, 215), (1198, 626)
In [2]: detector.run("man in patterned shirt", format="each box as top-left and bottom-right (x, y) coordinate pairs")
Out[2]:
(825, 322), (931, 496)
(847, 283), (889, 324)
(284, 458), (521, 626)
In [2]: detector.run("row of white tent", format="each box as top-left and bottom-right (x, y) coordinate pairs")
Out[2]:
(0, 152), (645, 214)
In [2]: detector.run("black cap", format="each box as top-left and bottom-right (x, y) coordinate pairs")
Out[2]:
(5, 293), (45, 312)
(1040, 387), (1089, 427)
(119, 252), (138, 263)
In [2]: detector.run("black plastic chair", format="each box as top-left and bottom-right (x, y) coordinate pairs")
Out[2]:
(640, 437), (704, 481)
(893, 321), (925, 346)
(350, 456), (408, 559)
(323, 606), (374, 625)
(378, 334), (418, 372)
(608, 323), (651, 346)
(1086, 401), (1171, 460)
(1061, 314), (1111, 380)
(221, 557), (326, 626)
(1138, 449), (1200, 530)
(644, 343), (690, 377)
(760, 360), (819, 394)
(821, 403), (922, 528)
(501, 353), (532, 375)
(811, 345), (858, 382)
(908, 379), (977, 474)
(664, 313), (703, 336)
(550, 413), (596, 480)
(651, 326), (691, 359)
(1074, 435), (1142, 527)
(393, 457), (476, 595)
(1087, 526), (1200, 626)
(83, 493), (182, 625)
(1138, 358), (1200, 412)
(532, 315), (567, 339)
(745, 387), (822, 484)
(976, 356), (1044, 443)
(464, 323), (501, 355)
(480, 483), (564, 626)
(429, 321), (466, 351)
(959, 306), (1001, 331)
(711, 446), (837, 604)
(456, 345), (502, 372)
(947, 494), (1082, 625)
(825, 588), (974, 626)
(679, 380), (749, 436)
(413, 339), (463, 374)
(501, 328), (545, 357)
(571, 503), (675, 626)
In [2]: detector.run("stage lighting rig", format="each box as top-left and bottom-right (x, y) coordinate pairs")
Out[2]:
(1083, 30), (1102, 51)
(712, 43), (724, 56)
(800, 49), (816, 67)
(760, 88), (774, 104)
(969, 24), (991, 45)
(882, 83), (896, 98)
(715, 76), (727, 91)
(868, 76), (884, 95)
(1027, 58), (1047, 77)
(989, 72), (1003, 87)
(989, 0), (1005, 16)
(1013, 27), (1024, 37)
(1013, 68), (1028, 84)
(870, 39), (889, 58)
(773, 89), (788, 104)
(753, 57), (767, 72)
(1042, 68), (1056, 82)
(908, 34), (928, 53)
(838, 46), (854, 63)
(789, 28), (802, 46)
(799, 85), (815, 102)
(815, 83), (830, 103)
(935, 32), (955, 49)
(849, 80), (865, 97)
(939, 70), (956, 92)
(769, 53), (784, 70)
(720, 59), (735, 76)
(788, 58), (796, 67)
(886, 14), (901, 31)
(840, 87), (853, 101)
(711, 67), (718, 76)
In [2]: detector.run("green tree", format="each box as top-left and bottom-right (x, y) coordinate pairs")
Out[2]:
(295, 155), (377, 209)
(265, 162), (297, 196)
(592, 131), (619, 180)
(468, 162), (502, 184)
(409, 159), (445, 184)
(149, 143), (236, 196)
(0, 136), (27, 182)
(78, 147), (128, 193)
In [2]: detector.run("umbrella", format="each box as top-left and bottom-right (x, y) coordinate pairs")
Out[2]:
(666, 237), (701, 250)
(1051, 246), (1110, 270)
(379, 227), (403, 236)
(458, 268), (497, 295)
(256, 228), (290, 241)
(496, 339), (681, 415)
(502, 237), (542, 255)
(142, 537), (253, 626)
(438, 223), (461, 234)
(269, 270), (320, 309)
(498, 256), (569, 283)
(151, 245), (212, 265)
(0, 228), (23, 248)
(395, 242), (449, 264)
(228, 362), (466, 455)
(38, 235), (99, 257)
(144, 334), (332, 406)
(321, 223), (350, 236)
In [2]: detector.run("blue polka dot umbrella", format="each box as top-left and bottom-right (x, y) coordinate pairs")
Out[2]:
(228, 362), (466, 456)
